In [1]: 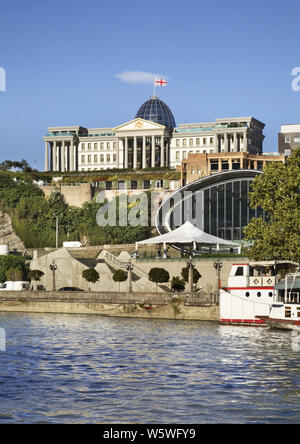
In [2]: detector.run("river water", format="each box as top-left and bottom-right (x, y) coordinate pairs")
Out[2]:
(0, 312), (300, 424)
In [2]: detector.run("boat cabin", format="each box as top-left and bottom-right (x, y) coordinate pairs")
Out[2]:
(227, 261), (299, 289)
(274, 273), (300, 304)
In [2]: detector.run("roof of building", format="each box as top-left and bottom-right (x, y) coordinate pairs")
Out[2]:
(135, 96), (176, 129)
(137, 221), (236, 246)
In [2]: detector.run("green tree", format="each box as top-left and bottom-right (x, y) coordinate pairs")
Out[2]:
(6, 268), (24, 281)
(243, 148), (300, 262)
(170, 276), (185, 292)
(112, 269), (127, 291)
(82, 268), (100, 291)
(28, 269), (44, 291)
(148, 267), (170, 292)
(181, 267), (201, 285)
(0, 256), (29, 283)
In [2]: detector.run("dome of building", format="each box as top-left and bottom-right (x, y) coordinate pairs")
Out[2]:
(135, 96), (176, 129)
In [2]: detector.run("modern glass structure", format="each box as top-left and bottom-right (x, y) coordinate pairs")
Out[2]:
(155, 170), (265, 242)
(135, 96), (176, 129)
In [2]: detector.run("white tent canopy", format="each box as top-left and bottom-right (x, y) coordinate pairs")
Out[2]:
(136, 221), (238, 249)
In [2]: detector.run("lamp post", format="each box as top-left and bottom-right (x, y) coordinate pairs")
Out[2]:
(186, 255), (195, 293)
(49, 259), (57, 291)
(126, 259), (134, 295)
(213, 259), (223, 304)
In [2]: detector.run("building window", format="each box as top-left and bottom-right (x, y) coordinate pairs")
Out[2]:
(144, 180), (150, 189)
(232, 160), (241, 170)
(294, 137), (300, 143)
(113, 154), (116, 162)
(189, 138), (193, 146)
(131, 180), (137, 190)
(94, 143), (97, 150)
(107, 142), (111, 149)
(100, 154), (104, 162)
(210, 160), (219, 171)
(210, 137), (214, 144)
(183, 151), (187, 159)
(191, 169), (195, 175)
(107, 154), (111, 163)
(196, 138), (200, 146)
(176, 151), (180, 160)
(203, 138), (206, 145)
(94, 155), (98, 163)
(113, 142), (117, 149)
(88, 143), (91, 150)
(182, 139), (186, 147)
(100, 143), (104, 150)
(81, 143), (85, 151)
(88, 155), (91, 163)
(106, 181), (112, 190)
(81, 155), (85, 164)
(221, 160), (229, 170)
(285, 136), (291, 143)
(176, 139), (180, 147)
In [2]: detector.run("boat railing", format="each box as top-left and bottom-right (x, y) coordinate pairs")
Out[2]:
(249, 276), (276, 287)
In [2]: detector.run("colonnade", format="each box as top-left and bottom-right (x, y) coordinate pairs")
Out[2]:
(45, 141), (77, 172)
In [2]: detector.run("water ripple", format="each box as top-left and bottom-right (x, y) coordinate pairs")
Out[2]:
(0, 313), (300, 423)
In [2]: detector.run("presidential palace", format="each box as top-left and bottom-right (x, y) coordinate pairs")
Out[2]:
(43, 96), (266, 172)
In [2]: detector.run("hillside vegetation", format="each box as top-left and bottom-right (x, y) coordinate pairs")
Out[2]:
(0, 174), (150, 248)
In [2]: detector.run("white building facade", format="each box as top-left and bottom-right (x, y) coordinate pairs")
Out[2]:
(44, 97), (265, 172)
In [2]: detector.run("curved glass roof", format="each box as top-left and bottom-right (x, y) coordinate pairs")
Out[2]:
(135, 97), (176, 129)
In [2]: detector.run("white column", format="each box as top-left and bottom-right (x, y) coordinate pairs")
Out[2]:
(142, 135), (146, 169)
(44, 142), (49, 171)
(53, 142), (57, 171)
(233, 132), (237, 152)
(124, 137), (128, 169)
(160, 136), (164, 167)
(152, 135), (155, 167)
(224, 133), (228, 152)
(70, 144), (74, 172)
(61, 141), (65, 172)
(133, 136), (137, 169)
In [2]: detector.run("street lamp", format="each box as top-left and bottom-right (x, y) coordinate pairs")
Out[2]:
(49, 259), (57, 291)
(213, 259), (223, 303)
(126, 259), (134, 295)
(186, 255), (195, 292)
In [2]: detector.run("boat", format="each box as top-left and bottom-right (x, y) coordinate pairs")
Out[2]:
(258, 271), (300, 330)
(219, 261), (299, 326)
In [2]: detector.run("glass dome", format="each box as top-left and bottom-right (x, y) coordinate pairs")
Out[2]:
(135, 96), (176, 129)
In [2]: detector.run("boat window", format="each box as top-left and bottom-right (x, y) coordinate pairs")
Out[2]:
(245, 292), (250, 297)
(257, 292), (261, 298)
(285, 307), (291, 318)
(235, 267), (244, 276)
(297, 308), (300, 318)
(268, 292), (273, 297)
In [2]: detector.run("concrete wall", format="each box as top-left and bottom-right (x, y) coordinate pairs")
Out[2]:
(40, 183), (92, 207)
(0, 291), (219, 321)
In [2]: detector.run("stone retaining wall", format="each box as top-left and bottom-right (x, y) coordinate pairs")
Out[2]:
(0, 291), (220, 321)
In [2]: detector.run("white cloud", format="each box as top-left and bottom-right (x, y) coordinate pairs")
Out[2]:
(115, 70), (167, 85)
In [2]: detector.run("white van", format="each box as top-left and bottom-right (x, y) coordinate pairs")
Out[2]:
(0, 281), (30, 291)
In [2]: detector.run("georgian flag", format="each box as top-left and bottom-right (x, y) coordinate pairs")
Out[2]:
(154, 78), (167, 86)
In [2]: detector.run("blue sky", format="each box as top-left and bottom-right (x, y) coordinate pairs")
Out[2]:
(0, 0), (300, 169)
